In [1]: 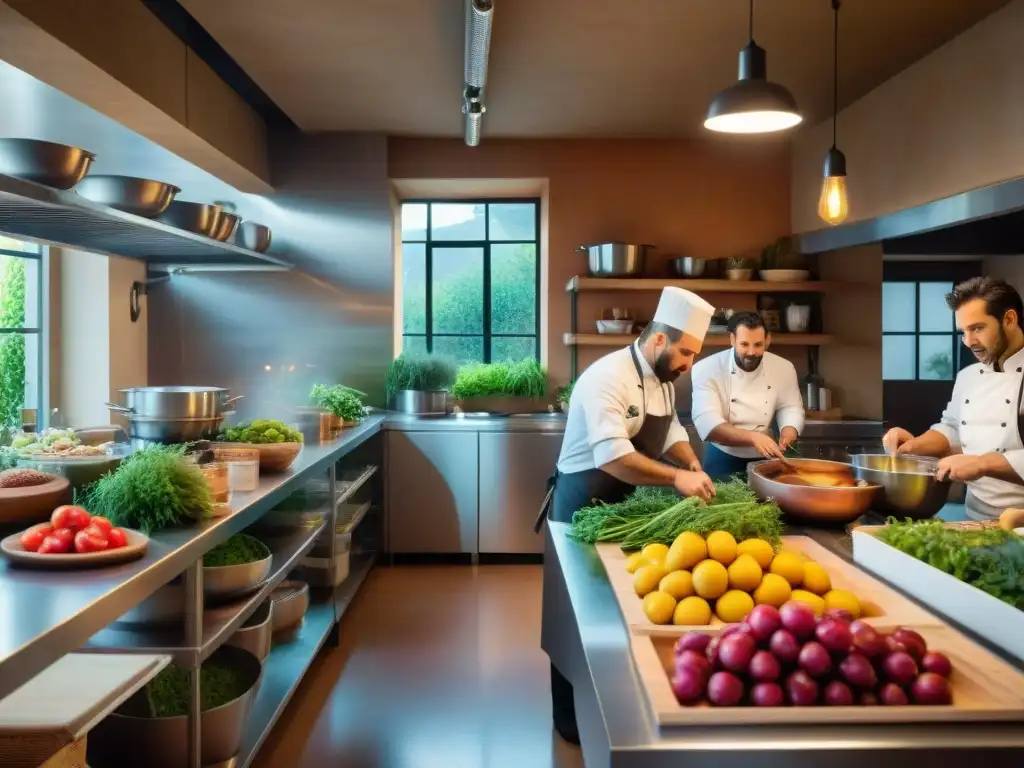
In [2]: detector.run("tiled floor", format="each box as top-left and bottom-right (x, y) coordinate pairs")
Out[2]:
(252, 564), (585, 768)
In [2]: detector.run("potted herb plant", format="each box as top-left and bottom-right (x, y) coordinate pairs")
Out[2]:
(759, 236), (810, 282)
(725, 257), (756, 281)
(310, 384), (367, 429)
(452, 358), (549, 413)
(385, 354), (457, 414)
(555, 381), (574, 414)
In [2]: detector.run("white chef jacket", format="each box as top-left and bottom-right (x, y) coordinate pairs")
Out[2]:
(691, 350), (805, 459)
(930, 346), (1024, 518)
(557, 342), (691, 474)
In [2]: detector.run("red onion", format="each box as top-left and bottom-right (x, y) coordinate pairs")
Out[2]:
(707, 671), (744, 706)
(815, 617), (853, 654)
(718, 633), (757, 674)
(850, 620), (886, 658)
(859, 691), (879, 706)
(920, 650), (952, 678)
(891, 627), (927, 661)
(750, 681), (785, 707)
(779, 601), (817, 640)
(823, 680), (855, 706)
(749, 650), (782, 682)
(768, 628), (801, 664)
(675, 650), (711, 679)
(671, 668), (706, 703)
(675, 632), (712, 656)
(911, 672), (952, 705)
(785, 670), (819, 706)
(879, 682), (909, 706)
(824, 608), (854, 622)
(746, 604), (782, 642)
(705, 635), (722, 666)
(883, 651), (918, 686)
(798, 641), (833, 678)
(839, 652), (878, 689)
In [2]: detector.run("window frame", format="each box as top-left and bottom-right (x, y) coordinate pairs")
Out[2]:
(882, 279), (964, 381)
(400, 198), (541, 363)
(0, 243), (46, 429)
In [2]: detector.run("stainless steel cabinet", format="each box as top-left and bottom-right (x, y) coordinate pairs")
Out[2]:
(478, 432), (562, 554)
(386, 431), (479, 554)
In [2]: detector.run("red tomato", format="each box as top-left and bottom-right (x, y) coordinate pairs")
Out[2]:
(38, 534), (71, 554)
(82, 523), (109, 542)
(51, 505), (91, 531)
(19, 523), (53, 552)
(88, 516), (113, 535)
(107, 527), (128, 549)
(74, 529), (109, 553)
(50, 528), (75, 547)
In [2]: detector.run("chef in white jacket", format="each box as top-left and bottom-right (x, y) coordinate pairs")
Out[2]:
(883, 276), (1024, 520)
(691, 311), (805, 480)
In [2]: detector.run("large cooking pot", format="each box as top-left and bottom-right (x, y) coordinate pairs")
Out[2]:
(122, 415), (230, 443)
(109, 386), (242, 419)
(577, 242), (653, 277)
(747, 458), (880, 524)
(850, 453), (950, 519)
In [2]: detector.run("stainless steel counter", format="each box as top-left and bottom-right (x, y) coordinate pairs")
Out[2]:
(0, 414), (385, 701)
(384, 412), (567, 433)
(542, 514), (1024, 767)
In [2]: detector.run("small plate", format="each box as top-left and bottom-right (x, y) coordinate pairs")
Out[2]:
(1, 528), (149, 568)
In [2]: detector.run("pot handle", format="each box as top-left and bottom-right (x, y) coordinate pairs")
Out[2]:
(105, 402), (134, 415)
(223, 395), (244, 409)
(575, 245), (586, 252)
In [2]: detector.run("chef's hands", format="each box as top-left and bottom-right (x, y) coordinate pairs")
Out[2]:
(936, 453), (989, 483)
(779, 427), (799, 453)
(750, 432), (785, 460)
(675, 469), (715, 501)
(688, 459), (703, 473)
(883, 427), (916, 456)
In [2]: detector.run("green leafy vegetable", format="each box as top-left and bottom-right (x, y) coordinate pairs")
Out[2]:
(218, 419), (303, 444)
(204, 533), (270, 567)
(310, 384), (365, 422)
(385, 354), (457, 397)
(569, 479), (783, 550)
(144, 662), (250, 718)
(76, 445), (213, 533)
(876, 518), (1024, 610)
(452, 358), (547, 399)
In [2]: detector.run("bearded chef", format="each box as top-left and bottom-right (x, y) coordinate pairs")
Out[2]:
(883, 276), (1024, 520)
(536, 286), (715, 745)
(691, 311), (805, 480)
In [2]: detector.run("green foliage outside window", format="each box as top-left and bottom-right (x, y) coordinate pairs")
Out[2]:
(0, 257), (25, 428)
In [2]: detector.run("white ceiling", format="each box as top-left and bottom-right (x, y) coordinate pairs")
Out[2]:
(178, 0), (1011, 138)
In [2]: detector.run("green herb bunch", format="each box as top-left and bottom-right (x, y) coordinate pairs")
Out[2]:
(204, 533), (270, 567)
(310, 384), (365, 422)
(385, 354), (457, 397)
(219, 419), (303, 444)
(555, 381), (575, 406)
(876, 518), (1024, 609)
(452, 358), (547, 399)
(569, 479), (783, 549)
(143, 661), (250, 717)
(76, 445), (213, 533)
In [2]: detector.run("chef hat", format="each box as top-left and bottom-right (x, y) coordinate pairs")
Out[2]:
(652, 286), (716, 339)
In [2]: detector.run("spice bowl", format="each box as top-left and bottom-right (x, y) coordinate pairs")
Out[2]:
(270, 580), (309, 634)
(225, 600), (274, 662)
(204, 553), (272, 600)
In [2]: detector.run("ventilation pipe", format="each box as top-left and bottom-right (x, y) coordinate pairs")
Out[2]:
(463, 0), (493, 146)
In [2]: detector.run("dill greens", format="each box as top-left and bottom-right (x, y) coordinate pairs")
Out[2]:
(144, 662), (250, 718)
(75, 444), (213, 534)
(569, 479), (783, 550)
(452, 358), (547, 399)
(203, 533), (270, 567)
(876, 518), (1024, 610)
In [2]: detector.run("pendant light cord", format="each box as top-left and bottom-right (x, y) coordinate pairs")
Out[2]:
(832, 0), (840, 149)
(749, 0), (754, 41)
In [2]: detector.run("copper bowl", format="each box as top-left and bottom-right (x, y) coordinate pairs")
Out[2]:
(747, 458), (880, 524)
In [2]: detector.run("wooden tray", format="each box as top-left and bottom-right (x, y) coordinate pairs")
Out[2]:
(631, 625), (1024, 725)
(0, 529), (148, 568)
(596, 535), (940, 635)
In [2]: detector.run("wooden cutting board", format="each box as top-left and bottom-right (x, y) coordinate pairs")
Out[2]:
(0, 653), (169, 767)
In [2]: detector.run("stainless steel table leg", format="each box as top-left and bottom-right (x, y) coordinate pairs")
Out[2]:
(184, 560), (204, 768)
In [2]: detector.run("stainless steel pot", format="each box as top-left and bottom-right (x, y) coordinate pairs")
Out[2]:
(0, 138), (95, 190)
(850, 453), (951, 519)
(390, 390), (448, 415)
(120, 414), (230, 443)
(577, 242), (652, 277)
(76, 175), (181, 218)
(110, 387), (242, 419)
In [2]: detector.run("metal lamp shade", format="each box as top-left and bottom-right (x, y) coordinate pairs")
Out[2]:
(704, 41), (802, 134)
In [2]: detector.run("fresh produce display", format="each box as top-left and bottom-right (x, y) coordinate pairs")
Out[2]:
(75, 445), (213, 534)
(0, 468), (55, 488)
(310, 383), (366, 423)
(876, 518), (1024, 610)
(571, 480), (783, 549)
(625, 530), (863, 626)
(204, 533), (270, 567)
(452, 358), (547, 399)
(385, 354), (457, 397)
(669, 604), (953, 707)
(141, 661), (250, 717)
(8, 427), (104, 457)
(18, 506), (130, 555)
(218, 419), (303, 445)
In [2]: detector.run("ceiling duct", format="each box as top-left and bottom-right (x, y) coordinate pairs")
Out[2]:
(463, 0), (493, 146)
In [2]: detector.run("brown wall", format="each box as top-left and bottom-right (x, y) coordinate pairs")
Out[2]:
(791, 0), (1024, 233)
(389, 138), (791, 384)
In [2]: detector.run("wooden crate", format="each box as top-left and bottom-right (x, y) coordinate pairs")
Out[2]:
(631, 626), (1024, 726)
(853, 525), (1024, 664)
(596, 535), (941, 636)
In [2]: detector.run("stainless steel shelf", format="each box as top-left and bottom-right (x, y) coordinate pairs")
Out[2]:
(84, 519), (328, 665)
(0, 172), (292, 268)
(336, 464), (379, 506)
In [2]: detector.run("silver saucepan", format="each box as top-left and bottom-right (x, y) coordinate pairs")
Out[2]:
(108, 386), (242, 420)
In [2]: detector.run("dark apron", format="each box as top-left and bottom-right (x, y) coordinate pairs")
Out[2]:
(702, 443), (751, 481)
(535, 344), (676, 530)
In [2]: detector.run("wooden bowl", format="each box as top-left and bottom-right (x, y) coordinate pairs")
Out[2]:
(0, 476), (71, 526)
(218, 442), (301, 473)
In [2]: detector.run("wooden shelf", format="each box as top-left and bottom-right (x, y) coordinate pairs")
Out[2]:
(563, 333), (835, 347)
(566, 276), (834, 293)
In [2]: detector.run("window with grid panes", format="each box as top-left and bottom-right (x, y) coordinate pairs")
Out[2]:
(0, 237), (44, 429)
(882, 281), (968, 380)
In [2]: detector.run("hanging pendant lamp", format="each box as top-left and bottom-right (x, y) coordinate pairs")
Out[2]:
(704, 0), (802, 134)
(818, 0), (849, 225)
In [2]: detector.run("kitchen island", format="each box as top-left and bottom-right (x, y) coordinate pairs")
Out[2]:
(541, 512), (1024, 768)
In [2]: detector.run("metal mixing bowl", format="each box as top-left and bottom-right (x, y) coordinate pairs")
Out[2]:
(156, 200), (224, 237)
(577, 242), (651, 277)
(239, 221), (272, 252)
(225, 600), (274, 662)
(747, 458), (880, 524)
(850, 453), (950, 519)
(204, 551), (273, 599)
(211, 212), (241, 242)
(0, 138), (95, 189)
(76, 175), (180, 217)
(670, 256), (707, 277)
